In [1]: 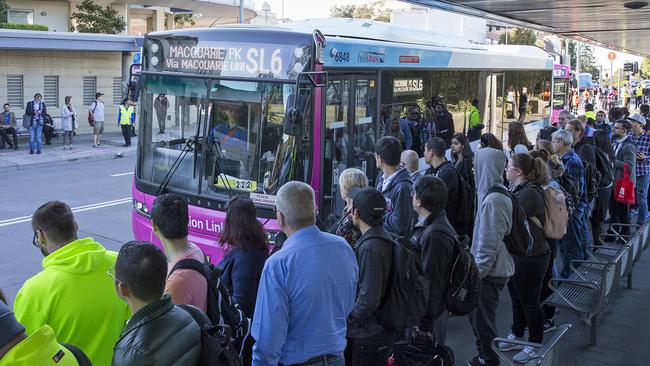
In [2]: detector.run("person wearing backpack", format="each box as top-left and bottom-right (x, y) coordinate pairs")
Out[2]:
(552, 129), (586, 278)
(629, 114), (650, 224)
(565, 119), (596, 257)
(410, 176), (457, 346)
(592, 131), (615, 247)
(345, 187), (397, 366)
(498, 153), (550, 363)
(611, 120), (637, 235)
(112, 241), (202, 366)
(374, 136), (414, 238)
(468, 146), (513, 366)
(424, 137), (463, 236)
(252, 182), (358, 366)
(151, 194), (208, 312)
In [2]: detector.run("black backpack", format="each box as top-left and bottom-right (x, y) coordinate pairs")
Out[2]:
(61, 343), (92, 366)
(362, 235), (430, 331)
(178, 304), (243, 366)
(485, 186), (534, 257)
(454, 167), (475, 237)
(409, 122), (422, 154)
(428, 224), (479, 316)
(170, 259), (251, 359)
(581, 158), (601, 201)
(594, 148), (614, 189)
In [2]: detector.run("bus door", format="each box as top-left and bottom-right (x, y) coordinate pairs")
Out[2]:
(322, 74), (378, 225)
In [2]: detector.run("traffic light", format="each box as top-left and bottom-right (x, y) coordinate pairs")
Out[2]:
(624, 62), (633, 72)
(634, 61), (639, 74)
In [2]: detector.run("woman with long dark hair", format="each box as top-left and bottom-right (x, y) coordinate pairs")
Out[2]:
(479, 132), (503, 151)
(499, 153), (550, 362)
(451, 133), (475, 190)
(508, 122), (533, 153)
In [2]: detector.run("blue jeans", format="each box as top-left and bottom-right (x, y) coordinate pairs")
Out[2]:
(29, 124), (43, 152)
(559, 209), (585, 278)
(636, 175), (650, 224)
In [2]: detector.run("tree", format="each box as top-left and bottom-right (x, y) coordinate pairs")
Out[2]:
(0, 0), (8, 23)
(330, 1), (391, 22)
(567, 40), (600, 80)
(174, 14), (195, 29)
(498, 28), (536, 46)
(640, 58), (650, 79)
(71, 0), (126, 34)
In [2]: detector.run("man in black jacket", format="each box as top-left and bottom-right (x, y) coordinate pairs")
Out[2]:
(411, 175), (456, 346)
(112, 241), (203, 366)
(346, 187), (396, 366)
(375, 136), (414, 237)
(424, 137), (462, 235)
(434, 102), (455, 148)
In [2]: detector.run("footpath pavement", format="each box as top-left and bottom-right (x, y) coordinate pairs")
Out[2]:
(0, 132), (136, 172)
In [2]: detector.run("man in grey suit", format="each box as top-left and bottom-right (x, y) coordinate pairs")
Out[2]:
(611, 119), (637, 234)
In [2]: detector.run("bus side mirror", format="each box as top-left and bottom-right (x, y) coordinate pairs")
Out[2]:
(283, 108), (303, 136)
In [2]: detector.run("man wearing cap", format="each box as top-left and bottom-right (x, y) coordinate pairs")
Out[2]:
(410, 175), (456, 345)
(630, 113), (650, 224)
(401, 106), (422, 154)
(89, 92), (105, 147)
(0, 294), (90, 365)
(346, 187), (396, 366)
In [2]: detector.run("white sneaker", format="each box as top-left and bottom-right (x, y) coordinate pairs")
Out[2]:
(498, 333), (525, 351)
(513, 346), (539, 363)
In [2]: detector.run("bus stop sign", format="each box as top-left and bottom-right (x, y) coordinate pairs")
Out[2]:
(608, 52), (616, 61)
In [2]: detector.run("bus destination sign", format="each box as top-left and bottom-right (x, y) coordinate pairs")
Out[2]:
(146, 37), (311, 80)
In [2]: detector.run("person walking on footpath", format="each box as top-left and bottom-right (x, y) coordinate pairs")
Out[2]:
(13, 201), (130, 366)
(154, 93), (169, 134)
(0, 103), (18, 150)
(111, 241), (203, 366)
(252, 181), (358, 366)
(60, 96), (75, 150)
(24, 93), (46, 154)
(89, 92), (105, 147)
(468, 146), (513, 366)
(118, 98), (135, 147)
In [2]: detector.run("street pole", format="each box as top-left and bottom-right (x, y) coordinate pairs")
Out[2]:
(239, 0), (244, 24)
(282, 0), (285, 23)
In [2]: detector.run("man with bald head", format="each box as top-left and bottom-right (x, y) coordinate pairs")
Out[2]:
(401, 149), (422, 180)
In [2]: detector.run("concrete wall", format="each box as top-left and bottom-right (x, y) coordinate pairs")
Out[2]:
(0, 50), (124, 134)
(7, 0), (70, 32)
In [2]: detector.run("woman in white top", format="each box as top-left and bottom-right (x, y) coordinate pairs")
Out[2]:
(60, 96), (75, 150)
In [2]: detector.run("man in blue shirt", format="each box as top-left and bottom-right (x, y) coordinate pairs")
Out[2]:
(252, 181), (359, 366)
(552, 129), (585, 278)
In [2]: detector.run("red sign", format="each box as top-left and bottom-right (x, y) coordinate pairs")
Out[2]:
(399, 55), (420, 64)
(608, 52), (617, 61)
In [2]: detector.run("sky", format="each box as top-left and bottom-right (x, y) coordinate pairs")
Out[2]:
(252, 0), (645, 72)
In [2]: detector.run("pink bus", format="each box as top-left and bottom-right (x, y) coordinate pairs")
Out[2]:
(551, 64), (570, 125)
(129, 22), (553, 263)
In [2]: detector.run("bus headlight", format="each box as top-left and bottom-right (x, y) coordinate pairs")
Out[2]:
(133, 199), (151, 218)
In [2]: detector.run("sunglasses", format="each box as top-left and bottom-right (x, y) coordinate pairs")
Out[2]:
(32, 231), (40, 248)
(107, 264), (120, 283)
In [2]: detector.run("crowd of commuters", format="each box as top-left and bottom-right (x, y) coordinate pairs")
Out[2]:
(0, 91), (136, 154)
(2, 98), (650, 366)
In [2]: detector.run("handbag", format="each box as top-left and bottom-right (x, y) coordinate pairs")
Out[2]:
(22, 113), (30, 129)
(88, 102), (97, 127)
(390, 329), (455, 366)
(614, 162), (635, 205)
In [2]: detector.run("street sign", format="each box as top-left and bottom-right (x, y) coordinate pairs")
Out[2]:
(608, 52), (616, 61)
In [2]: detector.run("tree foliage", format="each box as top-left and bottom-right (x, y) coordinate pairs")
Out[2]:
(567, 40), (600, 80)
(0, 0), (8, 23)
(640, 58), (650, 79)
(174, 14), (195, 29)
(498, 28), (536, 46)
(71, 0), (126, 34)
(330, 1), (391, 22)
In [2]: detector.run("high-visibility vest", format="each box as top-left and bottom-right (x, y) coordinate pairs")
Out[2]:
(119, 105), (134, 125)
(637, 86), (644, 96)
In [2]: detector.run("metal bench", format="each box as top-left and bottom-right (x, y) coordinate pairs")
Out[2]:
(542, 245), (626, 346)
(491, 324), (572, 366)
(599, 223), (648, 289)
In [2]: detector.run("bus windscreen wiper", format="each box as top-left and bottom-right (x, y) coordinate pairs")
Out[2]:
(203, 137), (237, 198)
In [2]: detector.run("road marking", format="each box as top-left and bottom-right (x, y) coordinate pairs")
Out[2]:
(0, 198), (131, 228)
(111, 172), (134, 177)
